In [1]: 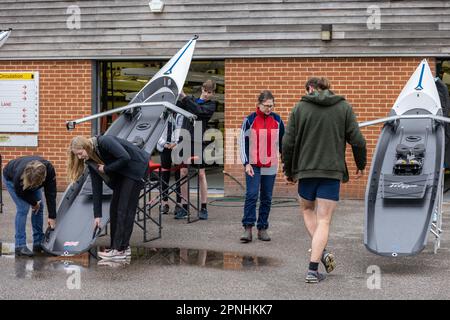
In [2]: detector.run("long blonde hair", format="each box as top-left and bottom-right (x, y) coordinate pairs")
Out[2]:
(21, 160), (46, 190)
(67, 136), (104, 183)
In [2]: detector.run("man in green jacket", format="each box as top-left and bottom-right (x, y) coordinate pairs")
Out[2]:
(282, 77), (367, 283)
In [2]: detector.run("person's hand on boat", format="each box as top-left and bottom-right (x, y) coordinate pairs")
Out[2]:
(98, 164), (105, 174)
(48, 218), (56, 229)
(355, 169), (364, 179)
(245, 164), (254, 177)
(94, 218), (101, 228)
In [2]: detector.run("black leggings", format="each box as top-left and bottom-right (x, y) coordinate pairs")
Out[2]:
(109, 176), (144, 251)
(160, 148), (181, 203)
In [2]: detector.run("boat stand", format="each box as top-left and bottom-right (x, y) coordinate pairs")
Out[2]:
(158, 163), (201, 224)
(134, 160), (200, 242)
(135, 165), (163, 242)
(431, 170), (444, 254)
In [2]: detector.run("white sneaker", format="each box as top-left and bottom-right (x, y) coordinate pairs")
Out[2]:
(99, 247), (131, 257)
(98, 257), (131, 267)
(98, 249), (127, 260)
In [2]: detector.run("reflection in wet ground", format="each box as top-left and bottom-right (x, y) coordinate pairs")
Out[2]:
(0, 244), (280, 278)
(129, 247), (279, 270)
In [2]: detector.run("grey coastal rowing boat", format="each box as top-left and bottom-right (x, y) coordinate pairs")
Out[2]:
(42, 37), (199, 256)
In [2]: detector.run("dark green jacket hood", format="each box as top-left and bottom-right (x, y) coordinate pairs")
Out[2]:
(282, 90), (367, 182)
(301, 90), (345, 107)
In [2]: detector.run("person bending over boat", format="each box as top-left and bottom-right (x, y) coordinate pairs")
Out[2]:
(282, 77), (367, 283)
(68, 135), (150, 260)
(3, 156), (57, 257)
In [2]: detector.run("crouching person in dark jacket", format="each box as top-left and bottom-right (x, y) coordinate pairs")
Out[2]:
(3, 156), (57, 257)
(68, 135), (150, 261)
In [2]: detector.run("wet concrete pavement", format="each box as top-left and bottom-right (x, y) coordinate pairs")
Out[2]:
(1, 193), (450, 300)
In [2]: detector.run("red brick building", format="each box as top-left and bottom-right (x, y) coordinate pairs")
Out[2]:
(224, 57), (437, 198)
(0, 61), (92, 190)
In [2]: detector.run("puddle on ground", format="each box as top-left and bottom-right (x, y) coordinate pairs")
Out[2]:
(126, 247), (279, 270)
(1, 243), (280, 278)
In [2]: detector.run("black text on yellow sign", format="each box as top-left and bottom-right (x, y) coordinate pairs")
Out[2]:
(0, 73), (34, 80)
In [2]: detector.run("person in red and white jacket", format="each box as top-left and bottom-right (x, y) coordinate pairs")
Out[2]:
(238, 90), (285, 243)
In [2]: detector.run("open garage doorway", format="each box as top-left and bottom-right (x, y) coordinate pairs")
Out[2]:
(97, 60), (225, 194)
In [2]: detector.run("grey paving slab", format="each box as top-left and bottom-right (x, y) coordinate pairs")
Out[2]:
(1, 192), (450, 300)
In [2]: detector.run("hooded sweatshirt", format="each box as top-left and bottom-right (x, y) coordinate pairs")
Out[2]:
(282, 90), (366, 182)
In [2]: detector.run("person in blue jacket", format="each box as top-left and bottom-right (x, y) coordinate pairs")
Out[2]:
(3, 156), (57, 257)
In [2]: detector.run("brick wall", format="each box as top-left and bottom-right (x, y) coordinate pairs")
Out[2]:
(0, 61), (92, 191)
(224, 57), (436, 199)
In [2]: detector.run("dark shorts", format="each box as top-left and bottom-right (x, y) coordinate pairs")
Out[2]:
(178, 142), (207, 169)
(298, 178), (341, 202)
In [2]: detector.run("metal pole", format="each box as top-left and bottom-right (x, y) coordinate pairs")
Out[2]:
(91, 60), (100, 135)
(0, 153), (3, 214)
(110, 62), (114, 111)
(101, 62), (108, 133)
(143, 178), (147, 242)
(66, 101), (196, 130)
(195, 166), (199, 219)
(158, 169), (162, 239)
(187, 170), (191, 223)
(359, 114), (450, 128)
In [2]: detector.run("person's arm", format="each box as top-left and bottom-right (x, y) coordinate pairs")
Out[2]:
(13, 171), (38, 207)
(278, 118), (285, 155)
(157, 123), (168, 152)
(43, 164), (57, 219)
(345, 106), (367, 170)
(282, 106), (298, 178)
(88, 166), (103, 218)
(180, 96), (216, 120)
(239, 117), (251, 166)
(172, 114), (184, 144)
(101, 136), (131, 174)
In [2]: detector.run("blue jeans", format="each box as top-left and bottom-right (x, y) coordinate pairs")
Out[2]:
(4, 176), (44, 248)
(242, 166), (276, 230)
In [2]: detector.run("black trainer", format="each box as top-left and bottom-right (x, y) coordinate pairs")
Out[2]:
(305, 270), (326, 283)
(160, 204), (170, 215)
(174, 207), (187, 219)
(15, 247), (34, 257)
(321, 251), (336, 273)
(199, 208), (208, 220)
